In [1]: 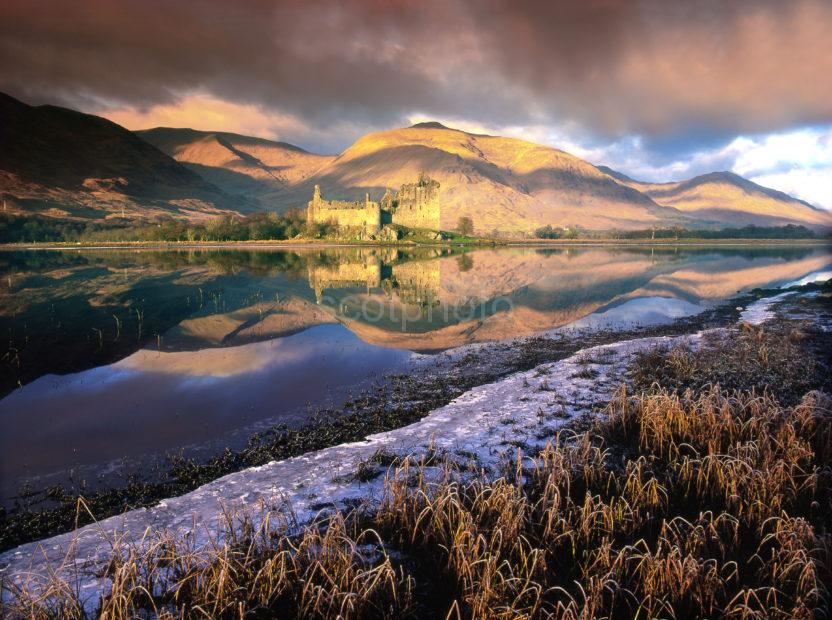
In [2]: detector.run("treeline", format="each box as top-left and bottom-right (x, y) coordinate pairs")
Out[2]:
(534, 223), (822, 240)
(0, 211), (339, 243)
(1, 213), (825, 244)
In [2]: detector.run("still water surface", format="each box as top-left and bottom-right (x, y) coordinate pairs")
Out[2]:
(1, 245), (829, 502)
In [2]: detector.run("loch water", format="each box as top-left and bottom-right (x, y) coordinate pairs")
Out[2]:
(1, 244), (829, 503)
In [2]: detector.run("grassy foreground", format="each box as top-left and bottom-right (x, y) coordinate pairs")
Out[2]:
(3, 310), (831, 618)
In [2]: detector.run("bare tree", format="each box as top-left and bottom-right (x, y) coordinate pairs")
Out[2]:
(456, 216), (474, 236)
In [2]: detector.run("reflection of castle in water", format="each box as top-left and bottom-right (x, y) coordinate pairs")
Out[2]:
(308, 257), (384, 302)
(387, 260), (442, 307)
(307, 252), (442, 307)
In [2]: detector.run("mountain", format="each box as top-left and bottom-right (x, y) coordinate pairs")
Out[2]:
(266, 123), (690, 233)
(598, 168), (829, 229)
(2, 92), (827, 233)
(0, 93), (249, 220)
(136, 128), (334, 200)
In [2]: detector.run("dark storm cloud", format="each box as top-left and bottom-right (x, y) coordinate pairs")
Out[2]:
(467, 0), (832, 136)
(1, 0), (831, 146)
(0, 0), (486, 128)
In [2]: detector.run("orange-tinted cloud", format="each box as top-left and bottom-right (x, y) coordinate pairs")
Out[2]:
(101, 95), (307, 140)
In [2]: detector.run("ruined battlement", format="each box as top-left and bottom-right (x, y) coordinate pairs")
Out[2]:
(307, 176), (441, 233)
(307, 185), (382, 232)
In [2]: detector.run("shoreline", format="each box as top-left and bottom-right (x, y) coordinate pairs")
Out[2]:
(1, 238), (829, 251)
(1, 283), (829, 611)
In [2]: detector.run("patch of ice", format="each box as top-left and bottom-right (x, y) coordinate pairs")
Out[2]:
(739, 292), (795, 325)
(782, 269), (832, 288)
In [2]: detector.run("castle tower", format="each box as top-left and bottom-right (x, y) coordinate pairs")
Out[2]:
(308, 184), (322, 225)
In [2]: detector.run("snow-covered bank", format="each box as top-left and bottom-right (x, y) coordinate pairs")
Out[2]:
(0, 332), (696, 608)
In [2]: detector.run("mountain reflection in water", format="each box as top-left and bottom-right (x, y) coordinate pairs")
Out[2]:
(0, 244), (829, 499)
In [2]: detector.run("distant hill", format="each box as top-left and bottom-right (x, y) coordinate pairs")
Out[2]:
(265, 124), (690, 233)
(596, 167), (829, 229)
(136, 128), (333, 200)
(0, 93), (249, 220)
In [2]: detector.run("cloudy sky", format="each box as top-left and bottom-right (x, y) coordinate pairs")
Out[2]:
(2, 0), (831, 209)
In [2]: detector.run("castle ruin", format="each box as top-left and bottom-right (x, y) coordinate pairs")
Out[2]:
(307, 175), (441, 233)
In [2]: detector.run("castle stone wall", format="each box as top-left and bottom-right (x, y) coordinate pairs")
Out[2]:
(307, 186), (382, 232)
(311, 202), (382, 230)
(307, 177), (441, 234)
(391, 179), (441, 230)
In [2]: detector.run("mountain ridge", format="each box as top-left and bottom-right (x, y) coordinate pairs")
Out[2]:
(0, 93), (250, 220)
(670, 171), (820, 211)
(136, 127), (334, 201)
